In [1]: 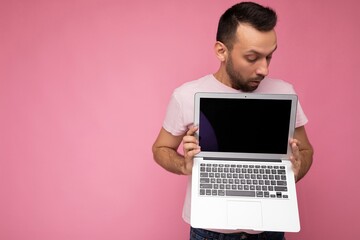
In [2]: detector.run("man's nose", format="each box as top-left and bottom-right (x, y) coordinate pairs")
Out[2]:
(255, 58), (269, 77)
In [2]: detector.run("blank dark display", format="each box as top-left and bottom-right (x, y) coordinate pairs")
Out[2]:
(199, 98), (292, 154)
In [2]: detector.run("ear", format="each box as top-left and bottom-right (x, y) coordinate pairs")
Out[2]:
(214, 41), (228, 62)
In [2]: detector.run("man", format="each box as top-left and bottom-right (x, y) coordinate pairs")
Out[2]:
(152, 2), (314, 240)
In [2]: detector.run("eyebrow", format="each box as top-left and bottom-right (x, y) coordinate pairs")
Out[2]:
(246, 45), (278, 56)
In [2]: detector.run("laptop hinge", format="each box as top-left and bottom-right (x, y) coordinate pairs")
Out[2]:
(203, 157), (282, 163)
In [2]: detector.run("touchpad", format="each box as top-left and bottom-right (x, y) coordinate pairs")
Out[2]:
(227, 201), (262, 229)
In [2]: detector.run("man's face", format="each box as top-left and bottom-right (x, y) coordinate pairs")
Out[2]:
(225, 24), (277, 92)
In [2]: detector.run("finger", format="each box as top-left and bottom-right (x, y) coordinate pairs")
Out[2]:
(291, 142), (299, 151)
(289, 138), (301, 147)
(183, 142), (200, 151)
(289, 138), (300, 155)
(291, 142), (300, 157)
(186, 125), (199, 136)
(185, 147), (201, 157)
(289, 155), (297, 164)
(183, 135), (199, 145)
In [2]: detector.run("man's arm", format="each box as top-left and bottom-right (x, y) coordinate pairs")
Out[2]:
(152, 126), (200, 175)
(290, 126), (314, 182)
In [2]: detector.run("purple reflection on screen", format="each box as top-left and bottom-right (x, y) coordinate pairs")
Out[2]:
(199, 111), (218, 151)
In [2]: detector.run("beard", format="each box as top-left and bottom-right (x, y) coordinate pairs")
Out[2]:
(225, 57), (264, 92)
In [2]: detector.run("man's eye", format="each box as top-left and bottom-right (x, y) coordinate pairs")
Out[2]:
(246, 56), (258, 62)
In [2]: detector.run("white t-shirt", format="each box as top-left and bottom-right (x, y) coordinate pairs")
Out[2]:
(162, 74), (308, 232)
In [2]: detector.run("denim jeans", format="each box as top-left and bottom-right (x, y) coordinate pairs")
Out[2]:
(190, 227), (285, 240)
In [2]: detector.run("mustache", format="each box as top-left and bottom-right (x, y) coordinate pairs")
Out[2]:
(250, 76), (265, 82)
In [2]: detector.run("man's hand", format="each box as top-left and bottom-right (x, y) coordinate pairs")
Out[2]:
(289, 138), (301, 181)
(152, 126), (203, 176)
(181, 125), (201, 175)
(289, 126), (314, 182)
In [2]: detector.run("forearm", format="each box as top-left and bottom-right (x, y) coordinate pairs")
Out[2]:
(153, 146), (186, 175)
(296, 148), (314, 182)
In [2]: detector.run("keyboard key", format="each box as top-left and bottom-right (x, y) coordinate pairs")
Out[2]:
(256, 191), (264, 197)
(200, 184), (212, 189)
(226, 190), (255, 197)
(277, 181), (287, 186)
(275, 186), (288, 192)
(200, 178), (210, 183)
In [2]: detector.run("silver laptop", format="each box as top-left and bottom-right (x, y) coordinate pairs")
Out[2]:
(190, 92), (300, 232)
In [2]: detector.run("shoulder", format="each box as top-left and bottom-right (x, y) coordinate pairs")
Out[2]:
(256, 78), (296, 94)
(173, 75), (213, 94)
(171, 75), (214, 103)
(163, 75), (213, 136)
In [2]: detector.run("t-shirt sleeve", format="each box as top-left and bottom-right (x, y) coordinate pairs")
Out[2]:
(295, 101), (308, 128)
(287, 85), (308, 128)
(162, 93), (187, 136)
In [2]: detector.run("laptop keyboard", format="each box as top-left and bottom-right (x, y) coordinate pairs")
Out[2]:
(199, 163), (289, 199)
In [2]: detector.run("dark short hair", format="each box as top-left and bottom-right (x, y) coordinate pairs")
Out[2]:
(216, 2), (277, 49)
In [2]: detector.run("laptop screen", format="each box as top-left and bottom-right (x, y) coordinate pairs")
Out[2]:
(199, 98), (292, 154)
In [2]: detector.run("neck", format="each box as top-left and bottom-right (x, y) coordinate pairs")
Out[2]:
(213, 67), (232, 88)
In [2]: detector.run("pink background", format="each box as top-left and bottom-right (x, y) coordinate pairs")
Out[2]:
(1, 0), (359, 239)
